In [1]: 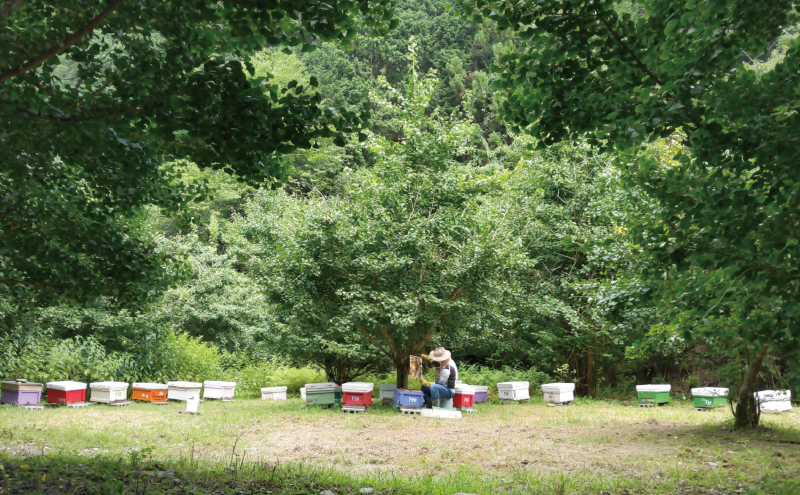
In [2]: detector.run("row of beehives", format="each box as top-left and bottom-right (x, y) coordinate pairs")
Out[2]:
(636, 384), (793, 412)
(0, 380), (237, 406)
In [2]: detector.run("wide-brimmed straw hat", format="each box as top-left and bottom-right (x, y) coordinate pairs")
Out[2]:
(429, 347), (451, 362)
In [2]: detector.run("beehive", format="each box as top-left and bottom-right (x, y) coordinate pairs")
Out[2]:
(392, 389), (425, 407)
(203, 380), (236, 400)
(541, 383), (575, 404)
(305, 382), (336, 406)
(691, 387), (729, 409)
(132, 383), (168, 403)
(755, 390), (792, 412)
(342, 382), (374, 407)
(636, 384), (671, 406)
(46, 381), (87, 404)
(453, 384), (475, 408)
(497, 381), (530, 401)
(261, 386), (288, 400)
(379, 384), (396, 404)
(89, 381), (129, 404)
(167, 381), (202, 401)
(472, 385), (489, 403)
(1, 381), (43, 406)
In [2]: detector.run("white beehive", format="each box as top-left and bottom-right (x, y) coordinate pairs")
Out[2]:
(167, 381), (202, 401)
(755, 390), (792, 412)
(261, 386), (288, 400)
(89, 381), (128, 403)
(203, 380), (236, 400)
(541, 383), (575, 404)
(497, 381), (530, 401)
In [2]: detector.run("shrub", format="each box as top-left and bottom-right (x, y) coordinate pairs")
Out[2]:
(221, 356), (326, 397)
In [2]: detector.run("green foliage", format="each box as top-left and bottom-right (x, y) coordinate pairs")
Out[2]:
(220, 355), (326, 397)
(1, 0), (396, 303)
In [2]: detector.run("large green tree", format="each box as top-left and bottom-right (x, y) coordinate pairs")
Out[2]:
(1, 0), (396, 303)
(237, 48), (525, 387)
(463, 0), (800, 426)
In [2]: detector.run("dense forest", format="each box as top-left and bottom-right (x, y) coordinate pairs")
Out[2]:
(2, 0), (798, 429)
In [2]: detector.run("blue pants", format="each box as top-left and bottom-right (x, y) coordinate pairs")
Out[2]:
(422, 383), (454, 404)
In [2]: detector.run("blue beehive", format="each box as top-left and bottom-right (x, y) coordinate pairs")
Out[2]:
(393, 389), (424, 407)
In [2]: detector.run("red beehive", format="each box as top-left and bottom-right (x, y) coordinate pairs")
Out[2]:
(341, 382), (374, 407)
(46, 381), (87, 404)
(453, 384), (475, 408)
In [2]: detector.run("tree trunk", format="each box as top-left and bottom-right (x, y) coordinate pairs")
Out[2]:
(395, 356), (410, 389)
(734, 346), (769, 429)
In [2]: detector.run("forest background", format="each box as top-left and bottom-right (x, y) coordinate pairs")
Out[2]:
(1, 0), (797, 418)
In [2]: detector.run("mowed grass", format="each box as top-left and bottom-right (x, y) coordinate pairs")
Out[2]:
(1, 397), (799, 494)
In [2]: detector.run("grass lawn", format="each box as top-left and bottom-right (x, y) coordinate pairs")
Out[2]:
(1, 397), (799, 494)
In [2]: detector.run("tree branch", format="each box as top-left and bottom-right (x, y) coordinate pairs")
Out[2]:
(355, 325), (394, 360)
(0, 0), (127, 84)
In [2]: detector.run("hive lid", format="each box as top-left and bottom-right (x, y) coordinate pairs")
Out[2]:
(636, 384), (671, 393)
(497, 381), (530, 390)
(396, 388), (424, 395)
(90, 381), (129, 390)
(305, 382), (336, 392)
(541, 382), (575, 393)
(132, 382), (168, 390)
(203, 380), (236, 388)
(261, 386), (288, 393)
(167, 381), (202, 388)
(755, 390), (792, 402)
(2, 381), (43, 391)
(46, 381), (87, 392)
(342, 382), (374, 393)
(691, 387), (728, 397)
(472, 385), (489, 392)
(379, 384), (397, 390)
(454, 384), (475, 394)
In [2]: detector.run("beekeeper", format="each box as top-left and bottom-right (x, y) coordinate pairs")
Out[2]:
(420, 347), (458, 408)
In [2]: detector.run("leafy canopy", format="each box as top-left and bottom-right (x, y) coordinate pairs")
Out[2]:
(1, 0), (397, 303)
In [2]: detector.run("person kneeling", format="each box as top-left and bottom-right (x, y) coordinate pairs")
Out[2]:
(420, 347), (458, 408)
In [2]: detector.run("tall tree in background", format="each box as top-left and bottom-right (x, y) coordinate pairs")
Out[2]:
(462, 0), (800, 427)
(0, 0), (396, 304)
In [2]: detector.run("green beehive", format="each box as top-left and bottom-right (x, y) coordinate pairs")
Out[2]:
(305, 383), (336, 406)
(691, 387), (729, 409)
(636, 384), (671, 406)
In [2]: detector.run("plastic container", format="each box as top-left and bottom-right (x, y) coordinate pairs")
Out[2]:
(300, 387), (306, 400)
(1, 381), (43, 406)
(379, 384), (397, 401)
(342, 382), (374, 406)
(89, 381), (129, 403)
(472, 385), (488, 403)
(305, 382), (336, 406)
(497, 381), (530, 401)
(541, 383), (575, 404)
(755, 390), (792, 412)
(636, 384), (671, 406)
(46, 381), (87, 404)
(261, 386), (288, 400)
(393, 389), (425, 407)
(167, 381), (202, 401)
(421, 408), (462, 419)
(186, 396), (200, 413)
(454, 384), (475, 408)
(203, 380), (236, 400)
(692, 387), (729, 408)
(132, 383), (168, 403)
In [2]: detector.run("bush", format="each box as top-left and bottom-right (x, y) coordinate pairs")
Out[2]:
(221, 357), (326, 397)
(119, 330), (223, 384)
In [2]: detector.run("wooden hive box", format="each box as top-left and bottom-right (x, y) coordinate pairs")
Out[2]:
(636, 384), (671, 406)
(203, 380), (236, 400)
(1, 380), (44, 406)
(167, 381), (202, 401)
(472, 385), (489, 403)
(132, 383), (168, 402)
(453, 384), (475, 408)
(691, 387), (729, 409)
(260, 386), (288, 400)
(304, 382), (336, 406)
(46, 381), (87, 404)
(541, 383), (575, 404)
(342, 382), (374, 407)
(89, 381), (129, 403)
(497, 381), (530, 401)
